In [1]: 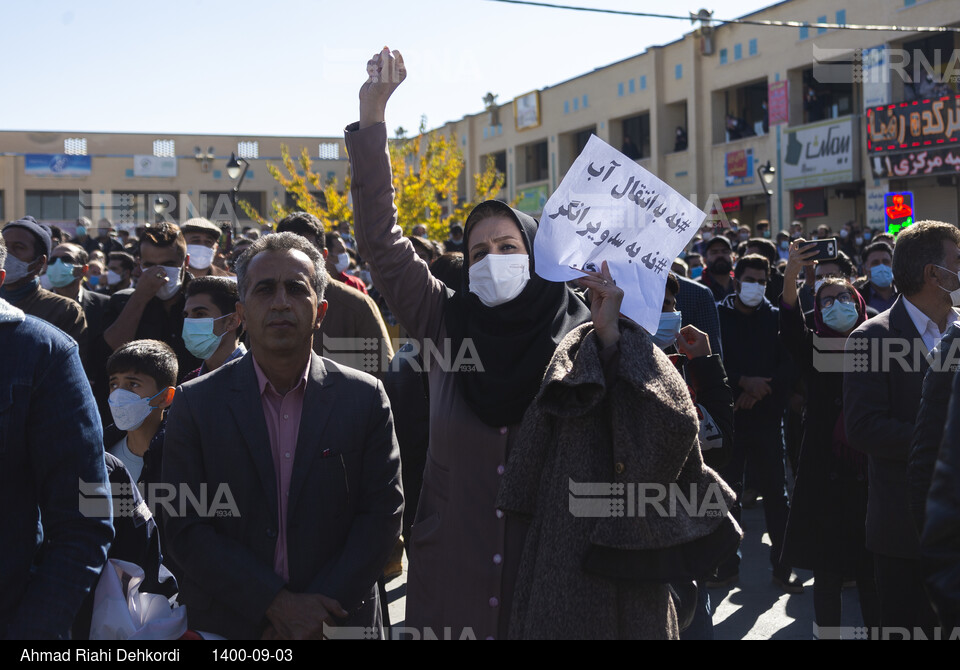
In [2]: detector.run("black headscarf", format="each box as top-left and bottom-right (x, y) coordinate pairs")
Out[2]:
(444, 200), (592, 427)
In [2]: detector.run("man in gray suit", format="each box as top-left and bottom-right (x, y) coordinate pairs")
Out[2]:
(162, 232), (403, 640)
(844, 220), (960, 632)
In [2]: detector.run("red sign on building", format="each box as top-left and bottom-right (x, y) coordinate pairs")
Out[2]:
(719, 197), (742, 213)
(726, 150), (748, 177)
(768, 81), (789, 126)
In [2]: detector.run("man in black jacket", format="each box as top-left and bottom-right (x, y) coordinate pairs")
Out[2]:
(844, 220), (960, 632)
(921, 366), (960, 631)
(908, 323), (960, 535)
(714, 254), (799, 592)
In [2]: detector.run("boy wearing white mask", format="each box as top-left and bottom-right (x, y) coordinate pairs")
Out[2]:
(180, 276), (245, 381)
(105, 339), (178, 485)
(181, 218), (234, 278)
(715, 253), (800, 593)
(104, 221), (202, 377)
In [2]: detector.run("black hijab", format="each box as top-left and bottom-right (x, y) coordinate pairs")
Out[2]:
(444, 200), (592, 427)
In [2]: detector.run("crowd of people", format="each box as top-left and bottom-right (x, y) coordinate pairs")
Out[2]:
(4, 48), (960, 641)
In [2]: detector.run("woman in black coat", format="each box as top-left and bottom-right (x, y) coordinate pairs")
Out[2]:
(779, 240), (880, 632)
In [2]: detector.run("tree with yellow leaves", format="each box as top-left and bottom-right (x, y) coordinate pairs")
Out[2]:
(240, 119), (505, 243)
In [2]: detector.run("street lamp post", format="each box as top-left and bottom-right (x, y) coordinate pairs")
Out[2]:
(226, 152), (250, 237)
(153, 196), (167, 224)
(757, 160), (776, 226)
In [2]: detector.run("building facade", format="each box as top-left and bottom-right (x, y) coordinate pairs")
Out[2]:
(0, 130), (348, 233)
(439, 0), (960, 233)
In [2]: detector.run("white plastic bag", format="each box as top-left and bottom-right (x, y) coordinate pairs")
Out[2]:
(89, 558), (187, 640)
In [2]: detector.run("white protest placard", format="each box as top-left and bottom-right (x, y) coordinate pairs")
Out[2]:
(534, 135), (705, 335)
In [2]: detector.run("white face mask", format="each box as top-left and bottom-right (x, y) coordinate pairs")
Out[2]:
(469, 254), (530, 307)
(187, 244), (216, 270)
(738, 281), (765, 307)
(935, 265), (960, 307)
(107, 269), (123, 286)
(3, 254), (37, 284)
(334, 253), (350, 274)
(108, 388), (165, 432)
(155, 265), (183, 300)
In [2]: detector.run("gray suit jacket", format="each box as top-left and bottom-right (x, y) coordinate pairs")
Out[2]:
(162, 351), (403, 639)
(844, 296), (929, 559)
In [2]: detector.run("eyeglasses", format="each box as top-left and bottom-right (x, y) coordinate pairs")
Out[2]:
(819, 292), (854, 309)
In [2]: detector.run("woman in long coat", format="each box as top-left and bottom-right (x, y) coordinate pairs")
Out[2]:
(779, 240), (880, 630)
(346, 49), (618, 640)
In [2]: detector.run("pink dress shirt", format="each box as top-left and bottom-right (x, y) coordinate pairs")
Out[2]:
(252, 354), (311, 582)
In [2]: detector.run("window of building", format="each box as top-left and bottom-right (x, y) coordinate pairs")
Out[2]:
(284, 190), (327, 211)
(618, 82), (624, 97)
(749, 39), (758, 56)
(521, 141), (549, 184)
(201, 191), (264, 223)
(64, 138), (87, 155)
(564, 100), (570, 114)
(640, 75), (647, 90)
(904, 0), (915, 6)
(620, 113), (651, 160)
(573, 97), (579, 111)
(801, 64), (855, 123)
(237, 141), (259, 159)
(835, 10), (846, 25)
(318, 142), (339, 160)
(153, 140), (175, 158)
(817, 16), (827, 34)
(25, 190), (80, 221)
(675, 64), (683, 79)
(481, 151), (507, 179)
(628, 79), (635, 94)
(734, 44), (742, 61)
(799, 24), (809, 40)
(582, 95), (589, 108)
(573, 128), (592, 156)
(720, 48), (728, 65)
(714, 80), (768, 143)
(902, 33), (958, 101)
(665, 100), (688, 152)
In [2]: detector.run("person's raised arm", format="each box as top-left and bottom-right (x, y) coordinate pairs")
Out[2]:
(779, 239), (818, 370)
(346, 48), (446, 344)
(781, 239), (818, 310)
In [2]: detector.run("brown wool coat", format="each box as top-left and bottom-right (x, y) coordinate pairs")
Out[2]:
(498, 321), (739, 640)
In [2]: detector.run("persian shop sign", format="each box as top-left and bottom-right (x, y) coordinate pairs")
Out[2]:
(867, 95), (960, 154)
(724, 148), (754, 187)
(870, 146), (960, 179)
(782, 117), (856, 189)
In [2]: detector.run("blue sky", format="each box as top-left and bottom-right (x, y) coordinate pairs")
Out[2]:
(1, 0), (778, 137)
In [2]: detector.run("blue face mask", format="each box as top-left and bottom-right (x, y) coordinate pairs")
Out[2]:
(822, 301), (859, 333)
(690, 266), (703, 280)
(870, 264), (893, 288)
(46, 258), (78, 288)
(182, 313), (234, 360)
(652, 310), (683, 349)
